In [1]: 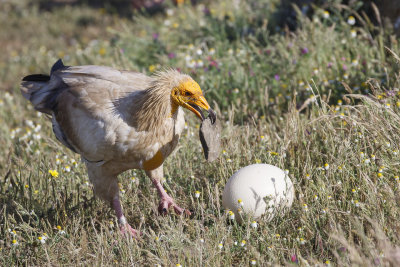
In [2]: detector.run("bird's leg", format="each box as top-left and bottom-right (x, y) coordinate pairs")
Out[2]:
(111, 196), (140, 237)
(146, 166), (191, 216)
(86, 163), (139, 237)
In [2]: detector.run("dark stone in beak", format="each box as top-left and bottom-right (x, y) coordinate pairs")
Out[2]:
(199, 111), (221, 162)
(208, 108), (216, 124)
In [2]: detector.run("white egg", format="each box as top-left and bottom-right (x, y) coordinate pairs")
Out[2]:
(222, 164), (294, 222)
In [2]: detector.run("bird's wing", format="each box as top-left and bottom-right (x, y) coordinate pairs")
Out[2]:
(57, 65), (150, 98)
(50, 66), (161, 164)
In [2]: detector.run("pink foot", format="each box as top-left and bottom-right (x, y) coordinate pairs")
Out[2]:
(151, 177), (191, 216)
(112, 198), (140, 238)
(158, 195), (191, 216)
(120, 223), (140, 238)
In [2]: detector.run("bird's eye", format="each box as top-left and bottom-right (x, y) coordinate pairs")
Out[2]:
(184, 91), (192, 96)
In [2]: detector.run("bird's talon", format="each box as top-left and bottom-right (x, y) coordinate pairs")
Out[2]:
(158, 196), (188, 216)
(119, 223), (140, 238)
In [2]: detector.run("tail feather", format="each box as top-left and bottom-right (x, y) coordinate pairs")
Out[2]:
(21, 80), (53, 114)
(20, 59), (66, 114)
(22, 74), (50, 82)
(51, 59), (65, 74)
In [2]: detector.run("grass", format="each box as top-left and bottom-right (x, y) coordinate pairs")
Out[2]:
(1, 0), (400, 265)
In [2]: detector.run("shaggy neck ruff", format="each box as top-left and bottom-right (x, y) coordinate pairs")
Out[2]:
(129, 70), (190, 132)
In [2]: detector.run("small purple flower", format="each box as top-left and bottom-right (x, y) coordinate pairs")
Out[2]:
(342, 64), (348, 71)
(228, 71), (232, 76)
(203, 7), (210, 15)
(204, 67), (209, 72)
(265, 49), (271, 55)
(168, 52), (176, 59)
(387, 90), (396, 96)
(341, 57), (346, 61)
(152, 33), (159, 40)
(287, 42), (294, 49)
(274, 74), (280, 81)
(120, 48), (125, 54)
(301, 47), (309, 55)
(327, 62), (333, 68)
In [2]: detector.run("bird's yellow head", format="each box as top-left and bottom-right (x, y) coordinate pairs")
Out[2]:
(171, 78), (216, 123)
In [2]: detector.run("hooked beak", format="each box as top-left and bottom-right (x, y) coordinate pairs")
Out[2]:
(187, 95), (216, 124)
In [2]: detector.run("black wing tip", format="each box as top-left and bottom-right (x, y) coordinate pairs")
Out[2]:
(22, 74), (50, 82)
(50, 59), (66, 74)
(22, 59), (65, 81)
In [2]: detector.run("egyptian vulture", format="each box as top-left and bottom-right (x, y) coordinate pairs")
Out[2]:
(20, 59), (215, 237)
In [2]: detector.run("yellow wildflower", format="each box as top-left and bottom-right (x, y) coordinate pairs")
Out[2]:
(98, 47), (106, 56)
(48, 169), (59, 178)
(148, 65), (156, 72)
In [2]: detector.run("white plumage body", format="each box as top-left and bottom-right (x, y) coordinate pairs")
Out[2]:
(20, 60), (212, 236)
